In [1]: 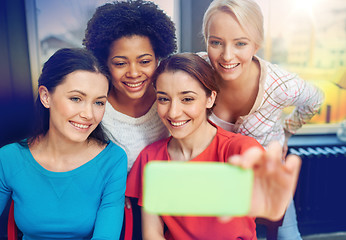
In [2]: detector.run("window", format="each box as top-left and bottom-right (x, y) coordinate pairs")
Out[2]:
(257, 0), (345, 133)
(26, 0), (345, 133)
(26, 0), (178, 93)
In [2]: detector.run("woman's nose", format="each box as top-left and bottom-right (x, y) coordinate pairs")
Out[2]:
(221, 45), (234, 62)
(126, 63), (140, 78)
(167, 100), (181, 119)
(80, 103), (93, 120)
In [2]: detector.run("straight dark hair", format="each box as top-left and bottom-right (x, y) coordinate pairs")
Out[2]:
(24, 48), (110, 146)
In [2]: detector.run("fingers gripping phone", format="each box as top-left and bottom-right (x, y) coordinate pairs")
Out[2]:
(143, 161), (253, 216)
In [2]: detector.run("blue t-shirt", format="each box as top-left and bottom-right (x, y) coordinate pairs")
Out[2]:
(0, 141), (127, 240)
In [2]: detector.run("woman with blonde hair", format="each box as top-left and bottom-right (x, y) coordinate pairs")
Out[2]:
(199, 0), (324, 239)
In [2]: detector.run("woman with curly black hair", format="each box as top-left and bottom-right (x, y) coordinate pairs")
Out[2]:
(84, 0), (177, 173)
(84, 1), (177, 239)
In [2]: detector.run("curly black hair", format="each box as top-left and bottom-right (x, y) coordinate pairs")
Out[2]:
(83, 0), (177, 71)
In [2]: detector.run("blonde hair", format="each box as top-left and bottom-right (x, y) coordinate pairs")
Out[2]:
(202, 0), (264, 47)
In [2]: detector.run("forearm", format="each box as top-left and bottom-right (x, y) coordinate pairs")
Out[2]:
(143, 232), (166, 240)
(92, 199), (125, 239)
(284, 80), (324, 134)
(142, 208), (166, 240)
(93, 155), (127, 239)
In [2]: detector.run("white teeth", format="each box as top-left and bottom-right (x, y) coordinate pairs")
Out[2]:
(125, 82), (143, 88)
(71, 122), (89, 129)
(220, 63), (238, 69)
(170, 121), (187, 126)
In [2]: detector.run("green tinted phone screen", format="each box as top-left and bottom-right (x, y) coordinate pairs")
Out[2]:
(143, 161), (253, 216)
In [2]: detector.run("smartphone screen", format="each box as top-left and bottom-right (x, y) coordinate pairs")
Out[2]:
(143, 161), (253, 216)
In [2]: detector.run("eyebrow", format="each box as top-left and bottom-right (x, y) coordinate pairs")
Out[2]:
(208, 35), (222, 40)
(208, 35), (250, 41)
(181, 91), (197, 95)
(234, 37), (250, 41)
(111, 53), (153, 60)
(68, 90), (107, 99)
(68, 90), (86, 96)
(156, 90), (198, 95)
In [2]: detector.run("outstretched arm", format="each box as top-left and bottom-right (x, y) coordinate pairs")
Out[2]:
(228, 141), (301, 221)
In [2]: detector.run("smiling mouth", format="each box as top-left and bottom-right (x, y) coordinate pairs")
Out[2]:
(169, 120), (190, 127)
(219, 63), (239, 69)
(123, 81), (145, 88)
(70, 121), (90, 129)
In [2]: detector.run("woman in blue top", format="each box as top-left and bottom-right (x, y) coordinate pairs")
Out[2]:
(0, 48), (127, 239)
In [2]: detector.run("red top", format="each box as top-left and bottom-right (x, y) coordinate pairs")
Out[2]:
(126, 124), (262, 240)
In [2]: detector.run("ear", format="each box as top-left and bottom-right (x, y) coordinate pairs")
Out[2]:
(206, 90), (217, 109)
(38, 86), (50, 109)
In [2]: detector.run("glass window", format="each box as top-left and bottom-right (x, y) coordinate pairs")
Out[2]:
(256, 0), (345, 133)
(26, 0), (178, 90)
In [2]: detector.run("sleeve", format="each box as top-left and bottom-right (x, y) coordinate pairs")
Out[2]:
(0, 147), (13, 214)
(196, 51), (211, 64)
(125, 150), (149, 206)
(283, 76), (324, 134)
(92, 150), (128, 240)
(226, 135), (264, 157)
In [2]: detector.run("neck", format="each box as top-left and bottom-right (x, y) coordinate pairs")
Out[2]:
(30, 132), (101, 172)
(108, 86), (156, 118)
(168, 121), (217, 161)
(40, 132), (91, 160)
(212, 59), (260, 123)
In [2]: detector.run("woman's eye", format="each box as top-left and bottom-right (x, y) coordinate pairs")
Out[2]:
(95, 101), (105, 106)
(157, 96), (169, 103)
(113, 62), (126, 67)
(182, 97), (194, 102)
(70, 97), (81, 102)
(210, 40), (221, 46)
(140, 59), (151, 65)
(236, 42), (247, 47)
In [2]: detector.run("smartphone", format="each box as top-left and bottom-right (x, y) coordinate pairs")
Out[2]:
(143, 161), (253, 216)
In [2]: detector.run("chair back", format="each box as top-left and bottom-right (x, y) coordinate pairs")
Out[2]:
(7, 201), (17, 240)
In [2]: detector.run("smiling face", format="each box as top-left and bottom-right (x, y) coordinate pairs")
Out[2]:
(40, 70), (109, 144)
(107, 35), (158, 101)
(156, 70), (216, 140)
(206, 11), (259, 83)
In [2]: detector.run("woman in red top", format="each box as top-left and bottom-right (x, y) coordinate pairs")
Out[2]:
(126, 53), (301, 240)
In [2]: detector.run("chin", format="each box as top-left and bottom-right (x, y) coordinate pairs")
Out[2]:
(67, 134), (91, 143)
(128, 91), (148, 100)
(169, 131), (188, 140)
(219, 72), (239, 82)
